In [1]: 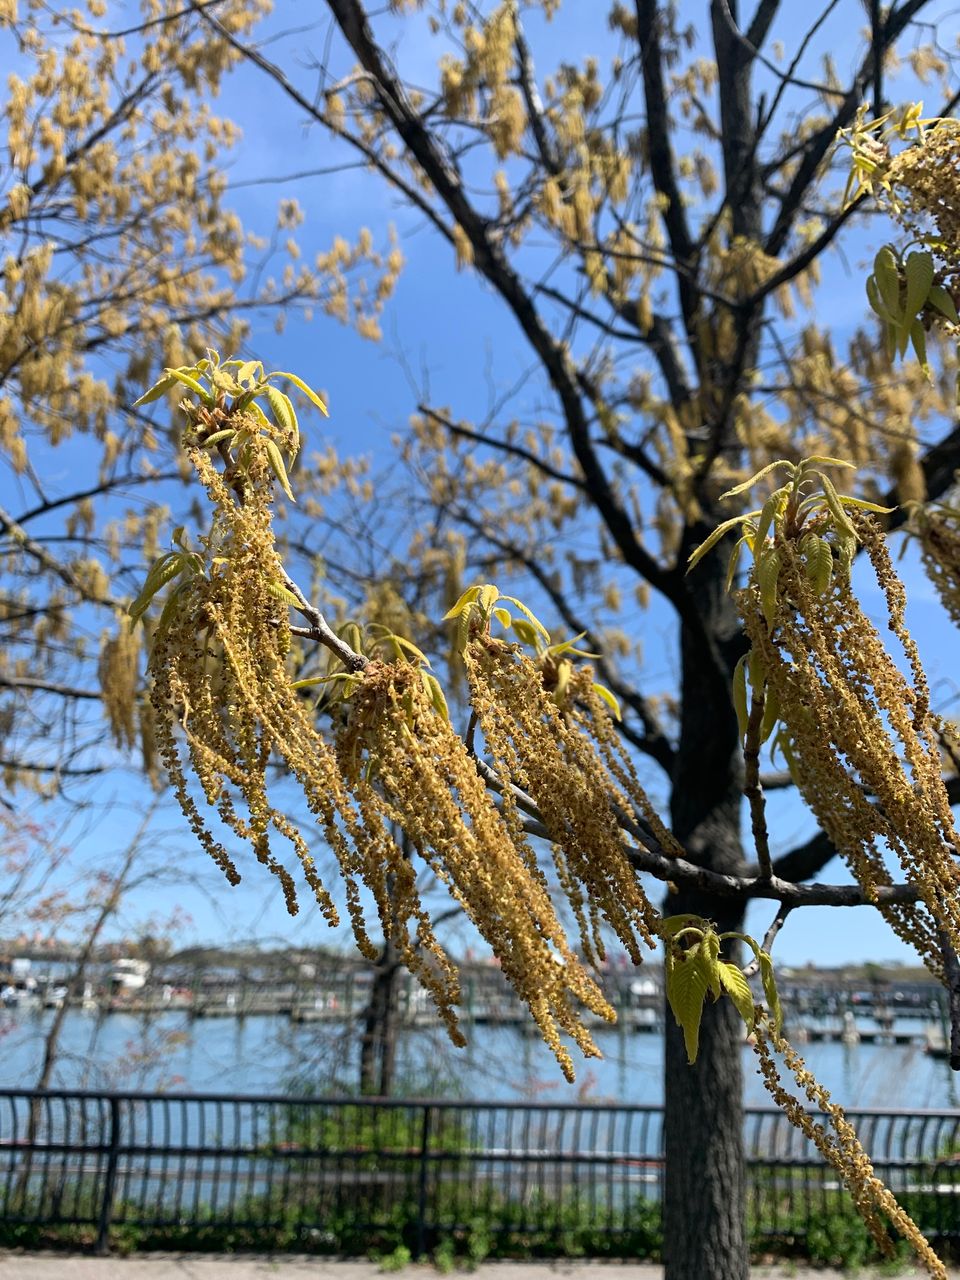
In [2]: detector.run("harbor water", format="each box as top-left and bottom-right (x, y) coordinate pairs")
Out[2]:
(1, 1006), (958, 1108)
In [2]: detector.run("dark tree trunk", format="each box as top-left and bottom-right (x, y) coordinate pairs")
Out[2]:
(358, 936), (401, 1096)
(662, 552), (749, 1280)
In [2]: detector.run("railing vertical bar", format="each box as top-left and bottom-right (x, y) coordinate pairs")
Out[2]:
(415, 1102), (432, 1259)
(95, 1095), (120, 1255)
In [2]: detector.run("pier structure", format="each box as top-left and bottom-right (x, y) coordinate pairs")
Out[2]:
(0, 946), (952, 1046)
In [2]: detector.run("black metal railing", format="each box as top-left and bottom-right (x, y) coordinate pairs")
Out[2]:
(0, 1089), (959, 1255)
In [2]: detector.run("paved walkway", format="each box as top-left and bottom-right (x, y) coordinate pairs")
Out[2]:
(0, 1258), (957, 1279)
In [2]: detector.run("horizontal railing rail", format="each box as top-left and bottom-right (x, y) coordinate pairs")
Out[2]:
(0, 1089), (957, 1256)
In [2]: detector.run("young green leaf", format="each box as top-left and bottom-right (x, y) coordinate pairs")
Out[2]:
(834, 496), (895, 513)
(687, 512), (759, 573)
(133, 374), (178, 407)
(421, 671), (450, 720)
(800, 455), (856, 472)
(553, 660), (571, 706)
(757, 547), (782, 627)
(866, 274), (895, 322)
(759, 682), (780, 744)
(732, 653), (749, 740)
(201, 429), (237, 450)
(802, 532), (833, 596)
(592, 682), (621, 720)
(928, 284), (959, 324)
(910, 319), (932, 381)
(165, 368), (212, 401)
(873, 246), (902, 320)
(443, 585), (482, 621)
(719, 460), (792, 501)
(701, 929), (722, 1000)
(270, 371), (330, 416)
(665, 947), (712, 1064)
(236, 359), (264, 386)
(819, 473), (857, 542)
(725, 534), (747, 593)
(718, 961), (755, 1030)
(904, 249), (934, 319)
(510, 618), (542, 648)
(659, 914), (706, 940)
(752, 491), (784, 562)
(500, 594), (550, 641)
(264, 578), (302, 607)
(265, 385), (298, 439)
(129, 553), (186, 624)
(759, 951), (784, 1032)
(264, 438), (296, 502)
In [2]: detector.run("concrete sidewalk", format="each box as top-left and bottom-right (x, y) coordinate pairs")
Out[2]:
(0, 1258), (957, 1279)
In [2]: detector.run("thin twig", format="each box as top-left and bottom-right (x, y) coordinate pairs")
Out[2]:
(742, 905), (792, 978)
(280, 569), (368, 673)
(744, 689), (772, 877)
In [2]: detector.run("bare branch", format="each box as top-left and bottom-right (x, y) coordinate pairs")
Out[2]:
(280, 568), (368, 672)
(0, 676), (100, 700)
(514, 14), (561, 177)
(634, 0), (698, 328)
(0, 503), (122, 610)
(744, 0), (780, 50)
(741, 903), (792, 977)
(320, 0), (687, 611)
(417, 405), (586, 492)
(765, 0), (936, 256)
(743, 689), (772, 877)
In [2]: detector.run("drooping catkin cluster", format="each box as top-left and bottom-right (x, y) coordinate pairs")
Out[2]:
(147, 423), (653, 1078)
(912, 506), (960, 627)
(888, 119), (960, 290)
(149, 429), (344, 925)
(464, 636), (663, 969)
(740, 513), (960, 975)
(753, 1012), (946, 1278)
(98, 620), (140, 750)
(337, 659), (617, 1077)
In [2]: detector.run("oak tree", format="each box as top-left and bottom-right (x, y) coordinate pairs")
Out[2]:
(8, 5), (960, 1280)
(164, 6), (960, 1278)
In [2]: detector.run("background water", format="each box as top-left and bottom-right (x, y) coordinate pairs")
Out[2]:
(2, 1007), (958, 1109)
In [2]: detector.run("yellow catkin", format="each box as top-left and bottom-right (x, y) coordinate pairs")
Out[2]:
(337, 659), (617, 1077)
(740, 513), (960, 975)
(914, 507), (960, 627)
(98, 620), (139, 749)
(150, 422), (663, 1078)
(464, 638), (662, 966)
(753, 1012), (946, 1279)
(888, 119), (960, 289)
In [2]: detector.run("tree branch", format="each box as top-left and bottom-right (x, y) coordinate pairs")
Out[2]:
(417, 405), (586, 492)
(514, 14), (562, 177)
(634, 0), (698, 329)
(745, 0), (779, 51)
(765, 0), (935, 256)
(321, 0), (686, 611)
(0, 504), (122, 611)
(0, 676), (100, 700)
(742, 904), (792, 977)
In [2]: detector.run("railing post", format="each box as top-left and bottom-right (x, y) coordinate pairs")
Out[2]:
(415, 1103), (432, 1259)
(95, 1095), (121, 1256)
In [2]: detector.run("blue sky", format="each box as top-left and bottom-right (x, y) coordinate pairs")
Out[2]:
(4, 0), (960, 972)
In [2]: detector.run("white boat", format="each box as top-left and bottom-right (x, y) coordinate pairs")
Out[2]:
(110, 958), (150, 991)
